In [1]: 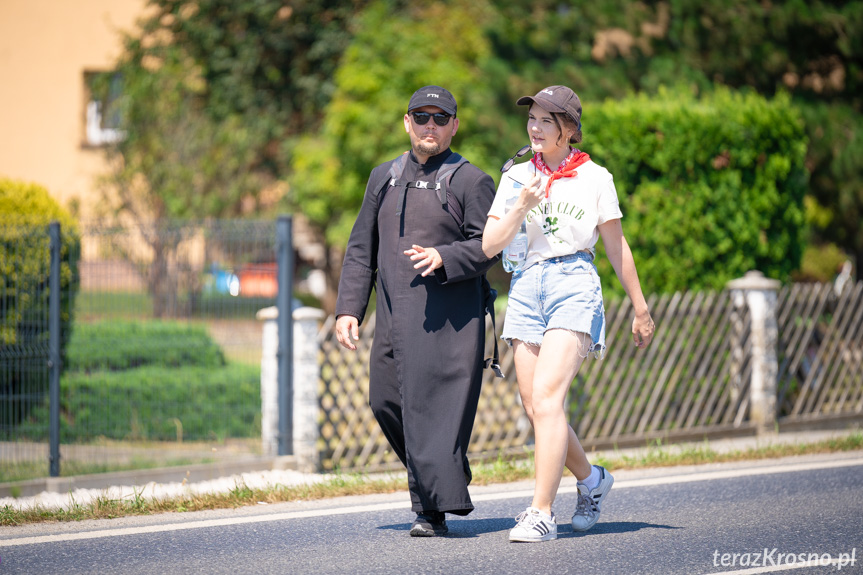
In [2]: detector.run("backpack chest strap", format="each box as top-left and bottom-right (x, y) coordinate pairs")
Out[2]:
(391, 179), (447, 216)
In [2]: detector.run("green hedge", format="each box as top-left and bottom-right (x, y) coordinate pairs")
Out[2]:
(585, 87), (808, 298)
(18, 363), (260, 442)
(67, 320), (226, 371)
(17, 319), (260, 442)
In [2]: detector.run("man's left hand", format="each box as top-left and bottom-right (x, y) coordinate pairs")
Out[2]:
(405, 244), (442, 277)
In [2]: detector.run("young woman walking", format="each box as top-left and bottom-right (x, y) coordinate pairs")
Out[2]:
(483, 85), (655, 542)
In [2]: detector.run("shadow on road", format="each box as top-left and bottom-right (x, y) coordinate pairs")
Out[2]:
(377, 518), (681, 538)
(558, 521), (682, 538)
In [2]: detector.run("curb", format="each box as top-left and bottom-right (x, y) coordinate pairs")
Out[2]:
(0, 455), (298, 498)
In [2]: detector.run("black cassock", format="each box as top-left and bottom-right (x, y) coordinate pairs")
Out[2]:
(336, 148), (499, 515)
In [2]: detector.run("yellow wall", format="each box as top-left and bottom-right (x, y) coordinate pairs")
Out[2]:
(0, 0), (146, 219)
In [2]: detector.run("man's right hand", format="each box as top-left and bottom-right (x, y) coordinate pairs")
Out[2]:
(335, 315), (360, 351)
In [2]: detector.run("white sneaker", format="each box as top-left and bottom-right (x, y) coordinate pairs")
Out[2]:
(509, 507), (557, 542)
(571, 465), (614, 531)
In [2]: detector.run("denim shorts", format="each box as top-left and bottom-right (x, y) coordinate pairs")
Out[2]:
(501, 252), (606, 359)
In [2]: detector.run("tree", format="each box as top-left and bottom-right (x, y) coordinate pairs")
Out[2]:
(96, 0), (364, 315)
(287, 0), (501, 312)
(96, 43), (269, 316)
(102, 0), (863, 313)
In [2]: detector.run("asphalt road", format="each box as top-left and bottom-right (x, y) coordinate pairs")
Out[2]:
(1, 452), (861, 575)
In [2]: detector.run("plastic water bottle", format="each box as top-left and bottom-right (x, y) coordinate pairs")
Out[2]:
(503, 219), (528, 273)
(501, 185), (528, 273)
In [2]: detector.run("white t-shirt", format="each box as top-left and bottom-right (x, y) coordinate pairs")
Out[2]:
(488, 158), (623, 269)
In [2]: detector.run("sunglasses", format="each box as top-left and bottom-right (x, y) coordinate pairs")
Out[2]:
(411, 112), (453, 126)
(500, 144), (532, 173)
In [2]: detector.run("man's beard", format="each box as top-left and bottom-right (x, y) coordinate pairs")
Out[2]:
(416, 140), (441, 157)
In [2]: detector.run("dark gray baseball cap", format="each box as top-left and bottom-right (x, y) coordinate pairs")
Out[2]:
(407, 85), (457, 116)
(517, 85), (582, 129)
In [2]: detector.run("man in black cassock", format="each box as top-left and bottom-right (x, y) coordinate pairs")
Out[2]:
(335, 86), (499, 537)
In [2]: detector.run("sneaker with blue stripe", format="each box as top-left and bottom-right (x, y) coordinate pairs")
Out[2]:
(509, 507), (557, 542)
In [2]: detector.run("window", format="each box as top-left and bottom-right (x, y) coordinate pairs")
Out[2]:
(84, 71), (124, 146)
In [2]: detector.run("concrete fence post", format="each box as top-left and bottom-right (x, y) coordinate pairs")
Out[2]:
(257, 305), (325, 471)
(726, 270), (781, 435)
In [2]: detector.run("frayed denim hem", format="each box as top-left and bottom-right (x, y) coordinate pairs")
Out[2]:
(502, 330), (605, 360)
(501, 335), (542, 348)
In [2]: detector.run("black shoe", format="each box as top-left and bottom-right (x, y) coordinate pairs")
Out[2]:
(410, 511), (448, 537)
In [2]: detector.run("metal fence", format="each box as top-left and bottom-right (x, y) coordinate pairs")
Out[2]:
(1, 220), (281, 481)
(0, 224), (61, 476)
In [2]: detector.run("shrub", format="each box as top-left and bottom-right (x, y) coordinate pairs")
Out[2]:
(17, 318), (259, 442)
(0, 178), (80, 426)
(67, 320), (226, 372)
(18, 363), (260, 442)
(585, 87), (808, 298)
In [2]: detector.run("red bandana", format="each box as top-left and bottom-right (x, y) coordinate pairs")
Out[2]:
(532, 148), (591, 198)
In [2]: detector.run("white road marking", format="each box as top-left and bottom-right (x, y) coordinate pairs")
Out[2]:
(1, 456), (861, 548)
(700, 557), (845, 574)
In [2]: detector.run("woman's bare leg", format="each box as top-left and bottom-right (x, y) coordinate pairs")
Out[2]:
(512, 330), (592, 515)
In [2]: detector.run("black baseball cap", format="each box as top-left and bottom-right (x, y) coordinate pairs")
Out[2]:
(407, 85), (457, 116)
(517, 85), (582, 129)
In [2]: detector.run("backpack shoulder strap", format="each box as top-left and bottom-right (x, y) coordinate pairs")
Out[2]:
(435, 153), (469, 200)
(371, 152), (410, 215)
(386, 152), (410, 191)
(434, 153), (470, 228)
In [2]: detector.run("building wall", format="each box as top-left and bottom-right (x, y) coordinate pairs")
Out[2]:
(0, 0), (146, 219)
